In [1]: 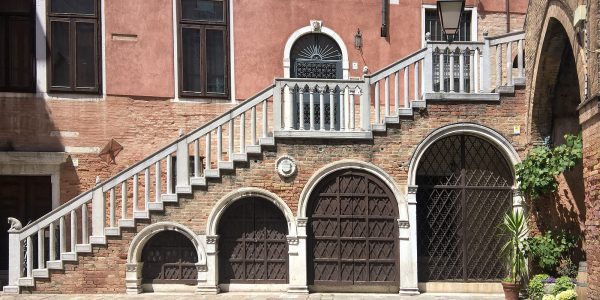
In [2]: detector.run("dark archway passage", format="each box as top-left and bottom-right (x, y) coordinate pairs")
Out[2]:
(306, 169), (399, 290)
(529, 18), (586, 252)
(141, 231), (198, 284)
(218, 197), (288, 284)
(416, 134), (513, 282)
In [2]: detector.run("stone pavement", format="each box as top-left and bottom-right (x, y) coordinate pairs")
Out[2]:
(0, 293), (504, 300)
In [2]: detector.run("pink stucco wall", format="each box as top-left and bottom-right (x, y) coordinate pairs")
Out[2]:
(105, 0), (174, 98)
(101, 0), (528, 100)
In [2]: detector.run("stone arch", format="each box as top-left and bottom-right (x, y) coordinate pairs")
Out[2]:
(125, 222), (207, 294)
(206, 187), (297, 236)
(283, 23), (350, 79)
(407, 122), (520, 191)
(298, 159), (407, 221)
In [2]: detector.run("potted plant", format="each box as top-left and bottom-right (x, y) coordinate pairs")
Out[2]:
(499, 210), (529, 300)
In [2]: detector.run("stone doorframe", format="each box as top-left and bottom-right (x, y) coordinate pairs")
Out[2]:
(203, 188), (298, 294)
(283, 20), (350, 79)
(296, 160), (414, 294)
(125, 222), (207, 294)
(0, 152), (67, 210)
(406, 122), (524, 289)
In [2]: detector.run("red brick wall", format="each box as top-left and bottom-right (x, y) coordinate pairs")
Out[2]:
(25, 89), (529, 293)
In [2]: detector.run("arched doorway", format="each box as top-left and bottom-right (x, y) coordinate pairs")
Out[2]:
(306, 169), (399, 290)
(218, 197), (288, 283)
(416, 134), (513, 281)
(141, 230), (199, 284)
(289, 33), (343, 130)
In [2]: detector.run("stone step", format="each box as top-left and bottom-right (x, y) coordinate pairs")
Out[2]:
(259, 137), (275, 146)
(89, 235), (106, 245)
(32, 268), (49, 279)
(133, 211), (150, 219)
(232, 153), (248, 162)
(190, 176), (207, 186)
(397, 107), (414, 116)
(372, 123), (387, 132)
(119, 219), (135, 228)
(161, 194), (178, 202)
(104, 227), (120, 236)
(384, 116), (400, 124)
(218, 161), (234, 170)
(46, 260), (63, 270)
(17, 277), (34, 287)
(75, 244), (92, 253)
(148, 202), (164, 211)
(497, 85), (515, 94)
(61, 252), (77, 262)
(204, 169), (220, 178)
(246, 145), (262, 154)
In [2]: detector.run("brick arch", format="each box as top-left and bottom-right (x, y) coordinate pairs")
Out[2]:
(528, 1), (586, 142)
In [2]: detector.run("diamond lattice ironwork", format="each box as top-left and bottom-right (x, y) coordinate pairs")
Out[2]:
(307, 169), (399, 287)
(416, 134), (513, 282)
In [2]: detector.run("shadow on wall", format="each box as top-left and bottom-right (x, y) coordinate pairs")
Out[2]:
(527, 17), (586, 263)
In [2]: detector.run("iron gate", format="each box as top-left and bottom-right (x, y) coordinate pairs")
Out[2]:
(416, 134), (513, 281)
(307, 169), (399, 287)
(218, 197), (288, 283)
(141, 231), (198, 284)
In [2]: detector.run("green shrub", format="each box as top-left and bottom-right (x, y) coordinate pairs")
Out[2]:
(525, 231), (578, 274)
(552, 276), (575, 295)
(555, 289), (577, 300)
(527, 274), (549, 300)
(516, 134), (582, 199)
(542, 295), (556, 300)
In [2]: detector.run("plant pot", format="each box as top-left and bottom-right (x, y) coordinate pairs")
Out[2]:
(502, 282), (521, 300)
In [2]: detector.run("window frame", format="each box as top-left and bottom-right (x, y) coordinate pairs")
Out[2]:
(0, 0), (36, 93)
(421, 5), (477, 46)
(46, 0), (101, 94)
(177, 0), (230, 99)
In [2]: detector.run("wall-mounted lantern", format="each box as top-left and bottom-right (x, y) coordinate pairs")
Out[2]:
(354, 28), (362, 50)
(437, 0), (465, 42)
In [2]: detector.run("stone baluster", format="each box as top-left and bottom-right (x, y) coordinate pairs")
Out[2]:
(339, 86), (345, 131)
(518, 39), (524, 78)
(109, 188), (115, 227)
(239, 112), (245, 152)
(506, 41), (513, 85)
(298, 88), (304, 130)
(26, 236), (33, 277)
(403, 67), (409, 107)
(133, 174), (139, 211)
(470, 50), (475, 93)
(59, 216), (66, 254)
(262, 99), (268, 138)
(194, 139), (200, 177)
(384, 76), (390, 117)
(70, 210), (77, 251)
(319, 89), (325, 130)
(374, 81), (380, 123)
(37, 229), (45, 268)
(82, 202), (89, 244)
(121, 181), (127, 218)
(205, 133), (212, 172)
(217, 125), (223, 162)
(459, 49), (465, 93)
(449, 50), (455, 92)
(439, 50), (445, 92)
(413, 61), (420, 102)
(329, 88), (335, 131)
(349, 88), (355, 130)
(250, 106), (257, 145)
(496, 44), (502, 88)
(394, 72), (399, 113)
(49, 222), (56, 261)
(309, 86), (316, 130)
(228, 119), (234, 160)
(144, 168), (150, 210)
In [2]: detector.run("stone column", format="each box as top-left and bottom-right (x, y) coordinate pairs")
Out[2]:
(125, 262), (143, 294)
(287, 217), (309, 293)
(399, 186), (420, 295)
(197, 235), (219, 294)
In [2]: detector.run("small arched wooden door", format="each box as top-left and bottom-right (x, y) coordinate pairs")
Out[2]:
(307, 169), (399, 289)
(218, 197), (289, 283)
(141, 231), (198, 284)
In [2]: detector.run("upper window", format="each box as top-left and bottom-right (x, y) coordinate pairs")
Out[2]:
(0, 1), (35, 92)
(425, 8), (472, 42)
(178, 0), (229, 98)
(47, 0), (100, 93)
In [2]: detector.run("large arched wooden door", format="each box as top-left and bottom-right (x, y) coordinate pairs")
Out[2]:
(416, 134), (513, 281)
(218, 197), (288, 283)
(141, 231), (198, 284)
(307, 169), (399, 289)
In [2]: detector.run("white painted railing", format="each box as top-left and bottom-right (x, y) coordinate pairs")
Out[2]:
(273, 78), (371, 137)
(4, 85), (275, 290)
(3, 31), (526, 292)
(366, 48), (427, 124)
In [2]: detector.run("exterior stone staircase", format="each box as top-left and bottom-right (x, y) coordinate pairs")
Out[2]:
(2, 31), (525, 294)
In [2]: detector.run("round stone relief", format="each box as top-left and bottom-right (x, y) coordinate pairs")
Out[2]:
(276, 156), (297, 178)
